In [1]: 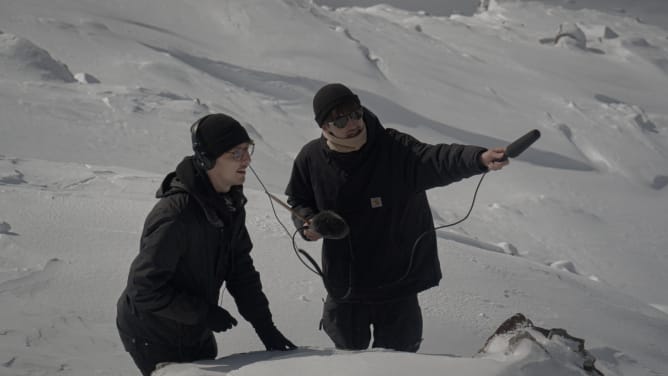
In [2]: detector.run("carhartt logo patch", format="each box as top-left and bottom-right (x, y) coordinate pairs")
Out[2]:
(370, 197), (383, 208)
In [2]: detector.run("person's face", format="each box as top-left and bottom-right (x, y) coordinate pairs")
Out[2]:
(206, 141), (253, 193)
(323, 104), (364, 139)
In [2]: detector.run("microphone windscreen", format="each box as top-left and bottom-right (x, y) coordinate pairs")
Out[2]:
(506, 129), (541, 158)
(310, 211), (350, 240)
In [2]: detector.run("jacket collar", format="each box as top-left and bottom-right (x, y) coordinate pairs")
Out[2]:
(157, 157), (247, 228)
(319, 107), (383, 167)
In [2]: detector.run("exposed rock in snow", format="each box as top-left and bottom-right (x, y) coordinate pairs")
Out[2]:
(497, 242), (519, 255)
(549, 260), (579, 274)
(0, 221), (12, 234)
(479, 313), (604, 376)
(555, 22), (587, 49)
(74, 72), (101, 84)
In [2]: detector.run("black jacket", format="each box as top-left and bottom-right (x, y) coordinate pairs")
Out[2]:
(117, 157), (273, 348)
(285, 109), (487, 302)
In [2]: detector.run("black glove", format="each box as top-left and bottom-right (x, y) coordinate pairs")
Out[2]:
(205, 306), (238, 333)
(254, 323), (297, 351)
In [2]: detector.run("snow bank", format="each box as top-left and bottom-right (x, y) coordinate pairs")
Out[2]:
(0, 31), (75, 82)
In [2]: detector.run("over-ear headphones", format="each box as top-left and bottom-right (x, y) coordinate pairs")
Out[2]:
(190, 114), (214, 171)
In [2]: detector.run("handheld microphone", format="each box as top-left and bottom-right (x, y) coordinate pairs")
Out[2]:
(261, 190), (350, 240)
(497, 129), (541, 162)
(309, 210), (350, 240)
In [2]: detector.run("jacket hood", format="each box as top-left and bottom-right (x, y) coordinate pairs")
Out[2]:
(157, 157), (247, 228)
(361, 107), (382, 142)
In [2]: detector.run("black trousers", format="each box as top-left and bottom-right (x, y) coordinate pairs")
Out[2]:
(118, 330), (217, 376)
(321, 294), (423, 352)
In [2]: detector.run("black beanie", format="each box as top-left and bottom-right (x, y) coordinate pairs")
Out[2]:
(195, 113), (251, 159)
(312, 83), (360, 126)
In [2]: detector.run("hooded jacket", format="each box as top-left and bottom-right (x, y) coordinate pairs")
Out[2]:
(117, 157), (273, 348)
(285, 109), (488, 302)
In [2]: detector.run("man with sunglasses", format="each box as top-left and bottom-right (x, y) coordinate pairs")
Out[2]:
(117, 113), (295, 376)
(285, 83), (508, 352)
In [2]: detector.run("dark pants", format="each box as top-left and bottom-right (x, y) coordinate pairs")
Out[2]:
(321, 294), (423, 352)
(118, 330), (217, 376)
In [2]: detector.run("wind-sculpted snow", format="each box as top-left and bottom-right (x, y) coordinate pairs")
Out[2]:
(550, 96), (668, 189)
(142, 44), (321, 103)
(0, 32), (75, 83)
(142, 43), (587, 171)
(0, 258), (62, 297)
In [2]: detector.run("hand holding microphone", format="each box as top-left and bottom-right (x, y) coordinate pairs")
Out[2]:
(301, 224), (323, 241)
(302, 210), (350, 241)
(481, 147), (509, 170)
(303, 210), (350, 240)
(497, 129), (541, 162)
(261, 191), (349, 241)
(482, 129), (542, 169)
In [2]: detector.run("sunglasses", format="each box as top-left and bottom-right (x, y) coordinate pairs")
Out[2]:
(225, 142), (255, 161)
(326, 108), (363, 129)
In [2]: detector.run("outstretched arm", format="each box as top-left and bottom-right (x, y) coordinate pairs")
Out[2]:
(389, 129), (507, 191)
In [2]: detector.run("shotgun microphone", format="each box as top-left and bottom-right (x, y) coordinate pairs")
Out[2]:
(497, 129), (541, 162)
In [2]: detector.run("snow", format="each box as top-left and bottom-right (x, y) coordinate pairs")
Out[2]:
(1, 0), (668, 375)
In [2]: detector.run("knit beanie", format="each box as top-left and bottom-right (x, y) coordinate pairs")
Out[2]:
(312, 83), (360, 126)
(194, 113), (251, 159)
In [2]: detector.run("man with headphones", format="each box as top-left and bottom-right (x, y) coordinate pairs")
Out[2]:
(117, 113), (295, 376)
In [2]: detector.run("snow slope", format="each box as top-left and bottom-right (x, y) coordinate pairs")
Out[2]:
(1, 0), (667, 375)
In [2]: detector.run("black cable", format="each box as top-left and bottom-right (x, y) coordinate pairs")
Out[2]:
(434, 172), (487, 231)
(375, 172), (487, 289)
(249, 166), (358, 301)
(249, 166), (322, 276)
(293, 227), (322, 276)
(248, 166), (293, 238)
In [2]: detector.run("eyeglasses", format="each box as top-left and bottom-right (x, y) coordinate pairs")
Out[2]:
(326, 108), (363, 129)
(225, 142), (255, 161)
